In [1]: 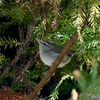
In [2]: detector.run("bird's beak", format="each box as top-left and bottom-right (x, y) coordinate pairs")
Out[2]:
(35, 38), (39, 42)
(35, 38), (42, 43)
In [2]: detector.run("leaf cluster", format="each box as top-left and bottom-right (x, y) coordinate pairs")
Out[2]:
(0, 0), (34, 33)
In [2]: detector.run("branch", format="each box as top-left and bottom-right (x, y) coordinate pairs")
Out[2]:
(25, 14), (89, 100)
(11, 0), (40, 66)
(0, 0), (40, 79)
(21, 55), (35, 73)
(11, 55), (35, 86)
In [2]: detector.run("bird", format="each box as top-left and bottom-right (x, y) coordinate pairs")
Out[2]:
(36, 38), (78, 68)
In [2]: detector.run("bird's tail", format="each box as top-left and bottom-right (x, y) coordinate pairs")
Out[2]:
(67, 49), (83, 56)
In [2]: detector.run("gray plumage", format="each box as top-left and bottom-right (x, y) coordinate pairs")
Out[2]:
(36, 39), (77, 68)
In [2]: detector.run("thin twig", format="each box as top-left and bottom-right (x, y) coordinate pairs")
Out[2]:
(11, 55), (34, 87)
(0, 0), (40, 79)
(22, 55), (34, 73)
(19, 26), (24, 42)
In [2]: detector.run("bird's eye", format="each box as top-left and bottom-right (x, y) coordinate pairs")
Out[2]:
(42, 42), (47, 46)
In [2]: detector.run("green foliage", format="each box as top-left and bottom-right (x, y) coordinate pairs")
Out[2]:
(26, 63), (48, 86)
(49, 74), (71, 100)
(12, 81), (25, 93)
(75, 68), (100, 100)
(49, 66), (99, 100)
(0, 36), (20, 65)
(49, 74), (80, 100)
(48, 23), (77, 42)
(0, 53), (10, 65)
(0, 1), (34, 33)
(0, 36), (21, 49)
(26, 69), (40, 86)
(0, 0), (100, 99)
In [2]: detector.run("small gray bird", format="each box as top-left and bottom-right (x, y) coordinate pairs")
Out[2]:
(36, 38), (78, 68)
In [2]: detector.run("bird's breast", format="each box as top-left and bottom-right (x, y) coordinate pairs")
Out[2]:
(39, 51), (72, 68)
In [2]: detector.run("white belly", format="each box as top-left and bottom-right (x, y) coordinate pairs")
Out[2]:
(39, 51), (71, 68)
